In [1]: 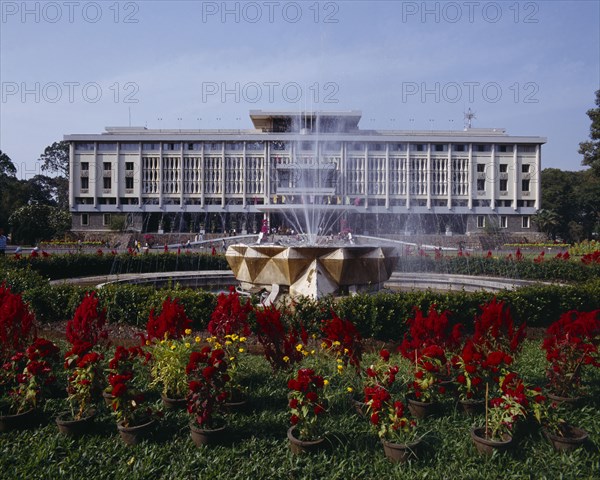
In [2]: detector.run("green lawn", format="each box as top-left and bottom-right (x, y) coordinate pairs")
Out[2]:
(1, 340), (599, 480)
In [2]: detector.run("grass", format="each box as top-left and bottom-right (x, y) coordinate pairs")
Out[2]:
(1, 340), (599, 479)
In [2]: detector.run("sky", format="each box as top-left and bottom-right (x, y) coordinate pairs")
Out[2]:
(1, 0), (599, 180)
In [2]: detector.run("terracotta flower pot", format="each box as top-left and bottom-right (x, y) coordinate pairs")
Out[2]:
(161, 393), (187, 410)
(470, 427), (513, 455)
(407, 398), (439, 419)
(55, 409), (97, 436)
(458, 398), (485, 416)
(543, 425), (588, 452)
(117, 418), (155, 445)
(0, 408), (37, 433)
(287, 426), (325, 454)
(102, 391), (115, 407)
(381, 437), (421, 463)
(189, 421), (227, 447)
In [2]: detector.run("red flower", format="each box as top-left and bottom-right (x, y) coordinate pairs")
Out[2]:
(290, 414), (299, 425)
(112, 383), (127, 397)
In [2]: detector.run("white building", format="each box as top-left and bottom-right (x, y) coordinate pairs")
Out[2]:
(65, 110), (545, 236)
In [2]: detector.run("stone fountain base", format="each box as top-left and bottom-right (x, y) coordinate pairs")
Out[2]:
(225, 244), (399, 301)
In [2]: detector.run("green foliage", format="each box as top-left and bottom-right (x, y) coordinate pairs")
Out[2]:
(147, 288), (217, 331)
(579, 89), (600, 176)
(8, 204), (71, 245)
(96, 284), (155, 328)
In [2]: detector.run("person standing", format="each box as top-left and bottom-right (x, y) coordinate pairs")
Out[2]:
(0, 228), (7, 256)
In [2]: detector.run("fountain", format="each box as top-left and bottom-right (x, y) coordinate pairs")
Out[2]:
(225, 112), (400, 302)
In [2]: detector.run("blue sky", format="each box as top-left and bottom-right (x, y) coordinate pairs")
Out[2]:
(1, 0), (598, 179)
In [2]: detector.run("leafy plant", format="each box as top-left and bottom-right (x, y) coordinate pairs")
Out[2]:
(287, 367), (327, 441)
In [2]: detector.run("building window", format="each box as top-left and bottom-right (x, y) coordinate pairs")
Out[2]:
(97, 143), (117, 152)
(103, 214), (111, 227)
(81, 162), (89, 171)
(433, 144), (445, 152)
(103, 177), (112, 189)
(120, 143), (139, 151)
(163, 143), (181, 151)
(500, 216), (508, 228)
(125, 177), (134, 189)
(125, 162), (134, 171)
(476, 179), (485, 191)
(477, 216), (485, 228)
(369, 143), (384, 151)
(75, 143), (94, 151)
(517, 145), (536, 153)
(80, 177), (89, 190)
(499, 179), (508, 191)
(186, 143), (201, 151)
(389, 143), (407, 152)
(522, 179), (530, 192)
(476, 164), (486, 173)
(103, 162), (112, 172)
(142, 143), (160, 151)
(475, 144), (491, 152)
(522, 164), (531, 173)
(497, 145), (513, 153)
(453, 144), (467, 152)
(499, 164), (508, 173)
(522, 216), (530, 229)
(414, 144), (426, 152)
(81, 214), (89, 226)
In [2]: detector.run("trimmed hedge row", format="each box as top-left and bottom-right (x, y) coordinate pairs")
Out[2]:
(3, 269), (598, 341)
(2, 252), (229, 280)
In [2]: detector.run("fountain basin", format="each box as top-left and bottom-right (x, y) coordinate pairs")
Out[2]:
(226, 244), (399, 300)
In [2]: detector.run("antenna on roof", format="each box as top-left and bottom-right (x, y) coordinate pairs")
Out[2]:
(464, 108), (476, 130)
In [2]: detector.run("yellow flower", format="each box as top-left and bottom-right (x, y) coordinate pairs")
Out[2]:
(184, 328), (192, 335)
(225, 340), (232, 346)
(323, 379), (329, 386)
(302, 351), (309, 356)
(310, 350), (315, 355)
(321, 342), (328, 349)
(195, 336), (201, 343)
(344, 348), (349, 354)
(238, 348), (245, 353)
(160, 340), (165, 344)
(337, 358), (343, 364)
(230, 356), (235, 361)
(337, 364), (344, 372)
(295, 343), (303, 352)
(145, 340), (151, 346)
(283, 355), (290, 363)
(239, 336), (247, 343)
(185, 342), (191, 348)
(333, 341), (341, 347)
(170, 344), (176, 350)
(231, 334), (239, 341)
(215, 342), (222, 349)
(347, 387), (353, 393)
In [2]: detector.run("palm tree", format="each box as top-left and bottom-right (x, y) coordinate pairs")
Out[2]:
(533, 209), (561, 240)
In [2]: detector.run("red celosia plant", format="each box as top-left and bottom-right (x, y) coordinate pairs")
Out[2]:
(186, 346), (230, 428)
(451, 338), (514, 401)
(65, 351), (104, 420)
(409, 344), (448, 402)
(0, 283), (36, 362)
(2, 337), (60, 413)
(320, 312), (363, 373)
(542, 309), (600, 397)
(146, 297), (192, 341)
(471, 298), (526, 356)
(483, 372), (530, 441)
(288, 367), (327, 440)
(65, 292), (108, 358)
(254, 305), (307, 371)
(208, 287), (252, 341)
(365, 384), (418, 443)
(581, 250), (600, 265)
(398, 305), (462, 364)
(364, 349), (400, 390)
(106, 345), (151, 426)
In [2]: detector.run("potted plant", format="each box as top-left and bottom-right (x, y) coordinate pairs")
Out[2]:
(106, 346), (155, 445)
(365, 384), (420, 463)
(186, 345), (230, 447)
(0, 337), (60, 431)
(407, 344), (448, 418)
(471, 373), (528, 455)
(357, 349), (400, 418)
(534, 397), (589, 451)
(287, 367), (328, 454)
(57, 351), (103, 436)
(147, 330), (197, 408)
(542, 309), (600, 402)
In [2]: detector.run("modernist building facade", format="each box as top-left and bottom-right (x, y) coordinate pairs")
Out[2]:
(66, 110), (546, 236)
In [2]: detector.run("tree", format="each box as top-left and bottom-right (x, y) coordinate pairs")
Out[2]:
(8, 204), (71, 245)
(579, 90), (600, 176)
(0, 150), (17, 178)
(39, 141), (69, 177)
(533, 209), (561, 240)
